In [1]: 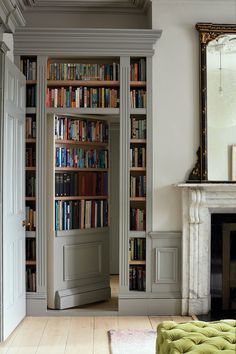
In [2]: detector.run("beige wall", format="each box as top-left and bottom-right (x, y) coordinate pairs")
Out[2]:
(152, 0), (236, 230)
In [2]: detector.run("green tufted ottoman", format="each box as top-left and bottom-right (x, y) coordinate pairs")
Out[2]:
(156, 320), (236, 353)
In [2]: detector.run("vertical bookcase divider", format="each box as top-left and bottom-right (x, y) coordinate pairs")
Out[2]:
(119, 56), (130, 293)
(36, 56), (48, 297)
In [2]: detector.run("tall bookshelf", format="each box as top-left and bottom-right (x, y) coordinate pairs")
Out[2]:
(20, 56), (37, 293)
(129, 58), (147, 292)
(46, 58), (119, 309)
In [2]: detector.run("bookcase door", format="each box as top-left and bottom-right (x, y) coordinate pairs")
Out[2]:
(2, 57), (26, 340)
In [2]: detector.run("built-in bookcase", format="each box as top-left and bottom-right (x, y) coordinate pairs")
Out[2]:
(129, 58), (147, 292)
(21, 56), (37, 292)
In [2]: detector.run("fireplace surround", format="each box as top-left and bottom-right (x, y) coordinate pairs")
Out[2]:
(178, 184), (236, 315)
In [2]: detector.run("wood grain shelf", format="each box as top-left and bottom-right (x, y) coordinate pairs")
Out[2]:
(55, 140), (108, 147)
(130, 139), (146, 144)
(47, 80), (119, 87)
(26, 80), (37, 85)
(25, 197), (36, 201)
(129, 260), (146, 265)
(25, 167), (36, 171)
(55, 167), (108, 172)
(55, 196), (108, 201)
(26, 260), (36, 266)
(130, 197), (146, 202)
(130, 81), (146, 87)
(130, 167), (146, 172)
(26, 138), (36, 143)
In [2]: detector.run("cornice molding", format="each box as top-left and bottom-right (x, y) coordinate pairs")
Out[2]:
(0, 0), (25, 33)
(0, 41), (9, 54)
(14, 27), (161, 56)
(155, 0), (234, 3)
(23, 0), (151, 14)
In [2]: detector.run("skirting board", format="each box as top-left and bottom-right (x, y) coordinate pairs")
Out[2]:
(55, 287), (111, 309)
(26, 298), (47, 316)
(119, 298), (181, 315)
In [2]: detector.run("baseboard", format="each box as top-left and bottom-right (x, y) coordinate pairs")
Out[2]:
(119, 298), (181, 315)
(26, 298), (47, 315)
(55, 286), (111, 309)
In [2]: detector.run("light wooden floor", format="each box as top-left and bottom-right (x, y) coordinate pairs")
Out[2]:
(0, 315), (195, 353)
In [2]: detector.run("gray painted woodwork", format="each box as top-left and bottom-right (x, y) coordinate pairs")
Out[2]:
(36, 56), (47, 299)
(0, 40), (9, 341)
(14, 28), (161, 57)
(109, 123), (120, 274)
(0, 0), (25, 33)
(119, 56), (130, 293)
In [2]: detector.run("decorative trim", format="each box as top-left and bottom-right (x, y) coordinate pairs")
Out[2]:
(0, 41), (9, 54)
(14, 28), (162, 56)
(155, 248), (178, 284)
(23, 0), (151, 14)
(0, 0), (25, 33)
(149, 231), (182, 239)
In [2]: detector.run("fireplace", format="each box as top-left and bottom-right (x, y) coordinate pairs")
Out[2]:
(211, 214), (236, 318)
(178, 183), (236, 315)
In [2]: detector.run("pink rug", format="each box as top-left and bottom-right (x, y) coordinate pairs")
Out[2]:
(108, 329), (156, 354)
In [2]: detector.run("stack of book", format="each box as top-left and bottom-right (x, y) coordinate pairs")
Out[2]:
(130, 175), (146, 197)
(130, 208), (146, 231)
(26, 147), (36, 167)
(130, 117), (146, 139)
(26, 86), (37, 107)
(129, 238), (146, 260)
(26, 175), (36, 197)
(26, 239), (36, 261)
(46, 87), (119, 108)
(130, 59), (146, 81)
(130, 89), (146, 108)
(26, 268), (36, 292)
(129, 266), (146, 291)
(25, 206), (36, 231)
(130, 147), (146, 168)
(26, 116), (36, 139)
(21, 58), (37, 80)
(55, 148), (108, 169)
(48, 62), (120, 81)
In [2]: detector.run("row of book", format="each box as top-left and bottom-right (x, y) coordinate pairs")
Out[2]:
(129, 266), (146, 291)
(55, 200), (108, 231)
(46, 87), (119, 108)
(21, 58), (37, 81)
(26, 268), (36, 292)
(55, 147), (108, 169)
(130, 208), (146, 231)
(26, 175), (36, 197)
(130, 59), (146, 81)
(130, 175), (146, 197)
(55, 117), (108, 143)
(26, 116), (36, 139)
(130, 147), (146, 168)
(26, 238), (36, 261)
(130, 117), (146, 140)
(26, 86), (37, 107)
(26, 147), (36, 167)
(129, 238), (146, 261)
(47, 62), (120, 81)
(55, 172), (108, 197)
(130, 89), (146, 109)
(26, 206), (36, 231)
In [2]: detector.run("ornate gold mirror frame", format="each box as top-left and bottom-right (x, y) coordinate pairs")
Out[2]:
(188, 23), (236, 182)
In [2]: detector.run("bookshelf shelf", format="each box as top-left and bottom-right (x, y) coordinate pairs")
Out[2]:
(55, 167), (108, 172)
(47, 80), (119, 87)
(25, 197), (36, 201)
(130, 81), (146, 87)
(26, 231), (36, 238)
(47, 107), (119, 115)
(130, 167), (146, 172)
(130, 139), (146, 144)
(26, 108), (37, 114)
(55, 196), (108, 201)
(130, 197), (146, 202)
(130, 108), (146, 115)
(55, 140), (108, 147)
(56, 226), (109, 237)
(129, 231), (146, 238)
(26, 139), (36, 143)
(26, 80), (37, 85)
(129, 260), (146, 265)
(26, 260), (36, 266)
(25, 167), (36, 171)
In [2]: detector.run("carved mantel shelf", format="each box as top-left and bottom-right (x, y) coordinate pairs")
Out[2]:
(177, 182), (236, 316)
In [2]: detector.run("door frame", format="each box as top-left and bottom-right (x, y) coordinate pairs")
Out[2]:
(0, 40), (9, 342)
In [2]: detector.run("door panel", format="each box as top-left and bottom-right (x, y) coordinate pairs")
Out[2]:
(3, 56), (26, 340)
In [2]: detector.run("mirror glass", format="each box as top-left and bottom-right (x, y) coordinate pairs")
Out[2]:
(207, 34), (236, 181)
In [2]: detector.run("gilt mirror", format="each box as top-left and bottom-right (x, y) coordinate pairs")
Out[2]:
(189, 23), (236, 182)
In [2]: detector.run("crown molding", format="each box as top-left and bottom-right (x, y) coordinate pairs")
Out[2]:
(14, 27), (161, 56)
(23, 0), (151, 14)
(0, 0), (25, 33)
(155, 0), (234, 3)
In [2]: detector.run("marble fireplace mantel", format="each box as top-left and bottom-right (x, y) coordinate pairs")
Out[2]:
(178, 183), (236, 315)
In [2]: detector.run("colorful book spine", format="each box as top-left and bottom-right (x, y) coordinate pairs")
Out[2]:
(130, 89), (146, 109)
(20, 58), (37, 81)
(130, 59), (146, 81)
(129, 238), (146, 261)
(130, 175), (146, 197)
(55, 199), (108, 231)
(130, 208), (146, 231)
(55, 148), (108, 169)
(130, 117), (146, 139)
(130, 147), (146, 168)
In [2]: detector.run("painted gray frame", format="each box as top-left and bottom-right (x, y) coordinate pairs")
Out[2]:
(13, 27), (162, 314)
